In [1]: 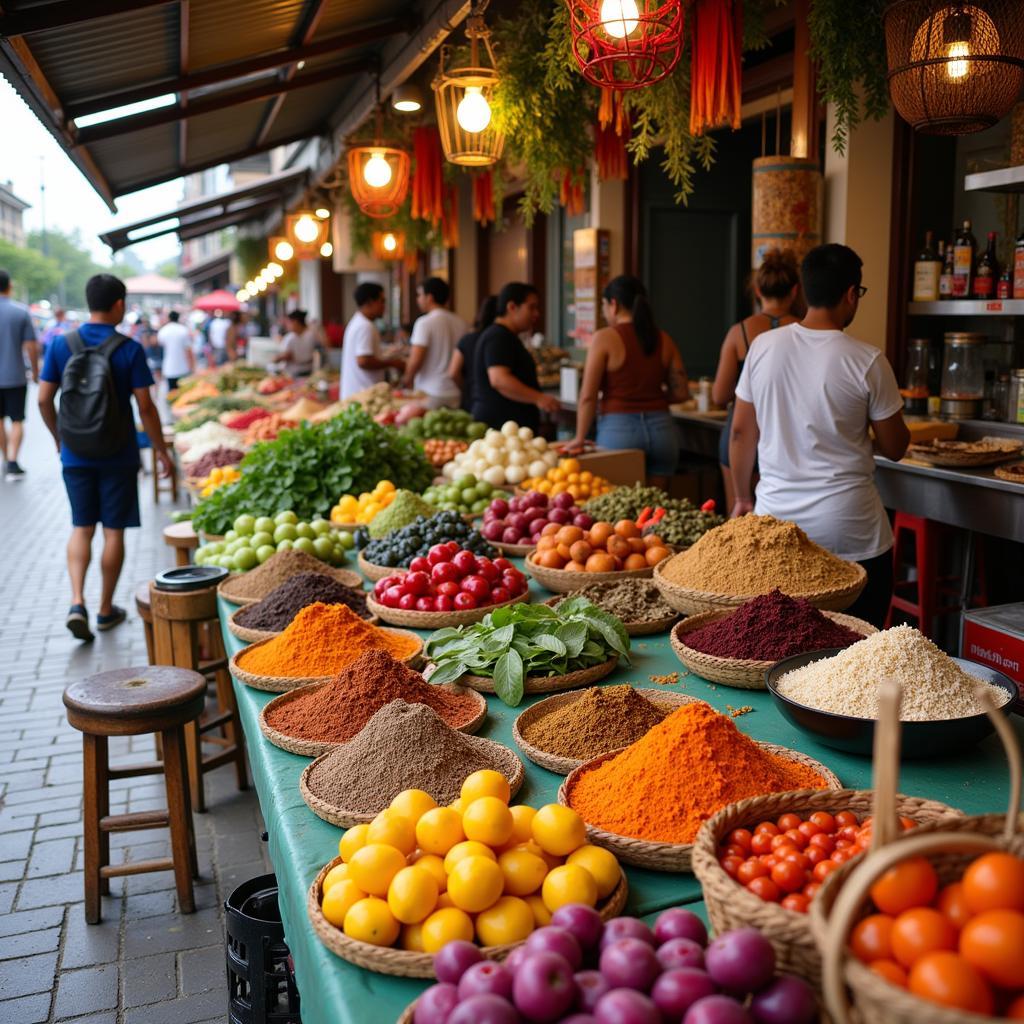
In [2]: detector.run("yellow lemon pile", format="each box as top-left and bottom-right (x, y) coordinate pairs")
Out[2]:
(317, 770), (621, 951)
(519, 458), (616, 502)
(197, 464), (240, 498)
(329, 480), (397, 526)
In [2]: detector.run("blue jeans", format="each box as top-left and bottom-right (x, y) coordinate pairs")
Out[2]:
(595, 410), (679, 477)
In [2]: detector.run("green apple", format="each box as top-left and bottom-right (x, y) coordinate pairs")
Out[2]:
(233, 514), (256, 536)
(276, 539), (294, 552)
(311, 519), (332, 537)
(295, 522), (315, 540)
(233, 548), (258, 571)
(337, 531), (355, 550)
(255, 545), (276, 564)
(274, 510), (298, 526)
(224, 529), (238, 543)
(312, 536), (334, 559)
(273, 524), (297, 543)
(293, 537), (316, 555)
(255, 516), (275, 534)
(250, 531), (273, 549)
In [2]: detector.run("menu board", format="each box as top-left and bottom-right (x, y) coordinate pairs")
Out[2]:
(573, 228), (610, 346)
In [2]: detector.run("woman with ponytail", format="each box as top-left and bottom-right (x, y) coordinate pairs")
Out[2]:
(569, 275), (689, 489)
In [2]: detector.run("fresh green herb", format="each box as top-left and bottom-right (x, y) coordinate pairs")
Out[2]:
(425, 601), (630, 707)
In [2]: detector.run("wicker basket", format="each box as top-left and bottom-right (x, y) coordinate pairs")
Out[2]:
(299, 738), (526, 827)
(543, 596), (678, 637)
(652, 558), (867, 616)
(558, 744), (842, 872)
(365, 590), (530, 629)
(453, 656), (619, 696)
(308, 855), (629, 978)
(513, 688), (697, 775)
(358, 551), (405, 583)
(492, 539), (537, 557)
(229, 628), (424, 693)
(218, 565), (364, 606)
(226, 602), (379, 642)
(669, 611), (877, 689)
(258, 682), (488, 757)
(810, 680), (1024, 1024)
(525, 552), (660, 594)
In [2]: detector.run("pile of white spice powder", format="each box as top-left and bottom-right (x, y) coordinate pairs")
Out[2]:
(775, 624), (1011, 721)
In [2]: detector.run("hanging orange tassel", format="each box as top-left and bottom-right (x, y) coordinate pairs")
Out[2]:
(472, 171), (495, 226)
(412, 126), (445, 226)
(689, 0), (743, 136)
(559, 170), (586, 217)
(441, 183), (460, 249)
(595, 109), (631, 182)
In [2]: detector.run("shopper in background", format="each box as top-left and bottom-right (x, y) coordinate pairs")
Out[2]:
(340, 282), (404, 400)
(226, 311), (245, 361)
(158, 310), (194, 391)
(713, 249), (801, 512)
(402, 277), (466, 408)
(207, 309), (230, 365)
(470, 282), (560, 431)
(568, 275), (689, 491)
(278, 310), (317, 377)
(730, 243), (910, 627)
(0, 268), (39, 481)
(41, 307), (70, 359)
(448, 294), (497, 412)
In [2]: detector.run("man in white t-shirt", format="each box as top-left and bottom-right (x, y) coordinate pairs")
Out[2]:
(207, 312), (230, 366)
(341, 282), (404, 401)
(730, 243), (910, 626)
(402, 277), (467, 408)
(157, 311), (194, 390)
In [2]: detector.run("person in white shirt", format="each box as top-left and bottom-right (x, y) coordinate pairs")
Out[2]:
(207, 312), (230, 365)
(341, 282), (404, 401)
(157, 311), (194, 390)
(279, 309), (318, 376)
(402, 277), (467, 408)
(730, 243), (910, 627)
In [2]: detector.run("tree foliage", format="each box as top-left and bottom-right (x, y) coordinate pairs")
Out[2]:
(0, 237), (61, 301)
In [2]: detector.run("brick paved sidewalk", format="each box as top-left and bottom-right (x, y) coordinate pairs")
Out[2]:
(0, 392), (269, 1024)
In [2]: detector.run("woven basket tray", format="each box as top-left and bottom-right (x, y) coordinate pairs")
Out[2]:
(299, 738), (525, 827)
(358, 551), (406, 583)
(492, 539), (537, 557)
(691, 788), (962, 988)
(668, 610), (877, 689)
(652, 558), (867, 616)
(525, 552), (661, 594)
(218, 565), (364, 606)
(543, 596), (678, 637)
(229, 628), (424, 693)
(308, 855), (629, 979)
(513, 688), (697, 775)
(258, 682), (488, 757)
(451, 656), (619, 696)
(558, 744), (842, 872)
(226, 603), (379, 643)
(365, 590), (529, 629)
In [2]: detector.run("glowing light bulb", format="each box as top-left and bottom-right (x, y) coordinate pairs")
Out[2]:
(383, 232), (398, 253)
(315, 207), (330, 219)
(946, 40), (970, 79)
(363, 151), (393, 188)
(456, 86), (491, 133)
(256, 279), (267, 292)
(246, 280), (256, 292)
(601, 0), (640, 39)
(320, 242), (333, 258)
(274, 240), (294, 262)
(235, 289), (247, 302)
(267, 262), (283, 277)
(293, 214), (320, 244)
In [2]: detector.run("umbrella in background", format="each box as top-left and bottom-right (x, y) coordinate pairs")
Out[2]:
(192, 288), (240, 312)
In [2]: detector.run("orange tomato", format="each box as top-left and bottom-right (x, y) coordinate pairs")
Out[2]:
(556, 525), (584, 546)
(614, 519), (641, 539)
(538, 550), (565, 569)
(645, 546), (671, 566)
(588, 522), (614, 547)
(870, 856), (938, 916)
(623, 553), (648, 571)
(869, 959), (908, 988)
(569, 541), (591, 563)
(907, 951), (994, 1015)
(627, 537), (646, 553)
(850, 914), (896, 964)
(585, 552), (616, 573)
(541, 522), (561, 537)
(890, 907), (957, 968)
(935, 882), (973, 931)
(959, 909), (1024, 988)
(962, 852), (1024, 914)
(606, 535), (631, 560)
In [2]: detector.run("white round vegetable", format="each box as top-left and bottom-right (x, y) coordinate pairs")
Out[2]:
(543, 451), (559, 468)
(517, 426), (534, 442)
(530, 436), (548, 451)
(507, 450), (527, 466)
(504, 465), (527, 485)
(528, 459), (548, 478)
(473, 460), (491, 477)
(501, 421), (519, 437)
(482, 465), (506, 487)
(485, 429), (503, 444)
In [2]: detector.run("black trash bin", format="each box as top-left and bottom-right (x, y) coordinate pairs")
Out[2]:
(226, 873), (301, 1024)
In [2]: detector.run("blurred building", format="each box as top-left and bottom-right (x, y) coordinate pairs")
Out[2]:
(0, 180), (30, 247)
(125, 273), (185, 313)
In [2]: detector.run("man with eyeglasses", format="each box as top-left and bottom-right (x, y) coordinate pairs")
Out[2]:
(728, 243), (910, 627)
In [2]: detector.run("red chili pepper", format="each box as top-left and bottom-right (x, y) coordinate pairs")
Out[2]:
(701, 499), (717, 513)
(637, 506), (653, 527)
(649, 507), (667, 526)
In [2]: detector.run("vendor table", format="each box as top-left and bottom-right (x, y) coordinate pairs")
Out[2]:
(220, 577), (1024, 1024)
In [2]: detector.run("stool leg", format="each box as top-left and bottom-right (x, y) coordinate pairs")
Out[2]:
(170, 464), (179, 502)
(917, 521), (937, 639)
(884, 523), (903, 629)
(82, 734), (108, 924)
(214, 666), (249, 792)
(174, 547), (190, 568)
(185, 719), (206, 814)
(160, 727), (196, 913)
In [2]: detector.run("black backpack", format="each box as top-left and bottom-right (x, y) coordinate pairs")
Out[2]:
(58, 329), (134, 459)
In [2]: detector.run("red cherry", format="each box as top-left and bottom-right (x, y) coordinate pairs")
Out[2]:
(434, 595), (455, 612)
(415, 597), (435, 612)
(477, 561), (501, 583)
(454, 592), (477, 610)
(408, 556), (431, 574)
(398, 593), (417, 611)
(381, 587), (403, 608)
(493, 557), (513, 572)
(437, 581), (461, 598)
(404, 571), (431, 596)
(452, 551), (478, 575)
(427, 544), (451, 566)
(431, 562), (460, 584)
(489, 586), (512, 605)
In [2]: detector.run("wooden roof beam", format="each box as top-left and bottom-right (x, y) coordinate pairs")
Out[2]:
(0, 0), (172, 36)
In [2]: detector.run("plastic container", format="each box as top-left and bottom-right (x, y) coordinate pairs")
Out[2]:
(154, 565), (229, 592)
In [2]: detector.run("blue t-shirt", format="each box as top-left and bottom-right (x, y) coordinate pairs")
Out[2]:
(40, 323), (154, 468)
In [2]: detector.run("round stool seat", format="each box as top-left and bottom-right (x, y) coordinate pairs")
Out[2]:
(135, 582), (152, 617)
(163, 521), (199, 549)
(64, 667), (206, 735)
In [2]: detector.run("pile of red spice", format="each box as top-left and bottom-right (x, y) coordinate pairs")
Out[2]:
(264, 648), (480, 743)
(682, 589), (865, 661)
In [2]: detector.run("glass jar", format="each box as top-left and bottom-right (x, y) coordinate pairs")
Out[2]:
(903, 339), (931, 415)
(940, 333), (986, 419)
(991, 373), (1011, 423)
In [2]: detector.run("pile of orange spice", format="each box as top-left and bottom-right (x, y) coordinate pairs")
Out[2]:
(236, 602), (420, 678)
(566, 700), (830, 844)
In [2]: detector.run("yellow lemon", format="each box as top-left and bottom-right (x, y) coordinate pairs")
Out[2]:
(400, 922), (426, 952)
(339, 823), (370, 863)
(416, 807), (465, 857)
(498, 848), (548, 897)
(367, 810), (416, 856)
(409, 852), (447, 893)
(421, 907), (475, 953)
(508, 805), (537, 846)
(387, 866), (439, 925)
(448, 797), (466, 814)
(343, 897), (400, 947)
(462, 797), (514, 848)
(447, 856), (505, 914)
(525, 894), (552, 928)
(476, 896), (535, 947)
(321, 879), (365, 927)
(460, 769), (511, 806)
(322, 862), (350, 894)
(348, 843), (407, 897)
(389, 789), (437, 825)
(443, 841), (497, 875)
(508, 840), (562, 872)
(436, 892), (456, 909)
(542, 864), (598, 913)
(567, 845), (621, 899)
(532, 805), (586, 857)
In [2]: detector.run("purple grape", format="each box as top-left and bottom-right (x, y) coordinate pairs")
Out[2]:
(683, 994), (752, 1024)
(704, 929), (776, 995)
(414, 982), (459, 1024)
(512, 952), (578, 1022)
(749, 975), (817, 1024)
(525, 926), (582, 969)
(574, 513), (594, 529)
(575, 970), (611, 1012)
(600, 918), (656, 950)
(654, 909), (708, 948)
(458, 961), (513, 1001)
(551, 904), (604, 951)
(448, 994), (519, 1024)
(434, 941), (484, 985)
(651, 968), (718, 1022)
(594, 988), (662, 1024)
(599, 938), (661, 992)
(657, 937), (705, 972)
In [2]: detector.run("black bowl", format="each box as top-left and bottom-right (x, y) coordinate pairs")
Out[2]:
(765, 649), (1018, 759)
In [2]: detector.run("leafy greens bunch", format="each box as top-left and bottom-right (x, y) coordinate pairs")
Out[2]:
(425, 599), (630, 707)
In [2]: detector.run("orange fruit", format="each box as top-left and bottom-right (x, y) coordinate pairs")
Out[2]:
(526, 894), (552, 927)
(569, 541), (592, 563)
(461, 770), (511, 805)
(498, 848), (548, 897)
(507, 805), (536, 846)
(339, 823), (370, 863)
(348, 844), (407, 897)
(476, 895), (535, 946)
(870, 856), (938, 916)
(343, 897), (400, 947)
(645, 546), (671, 566)
(443, 840), (498, 874)
(890, 907), (957, 967)
(588, 522), (614, 547)
(415, 807), (465, 857)
(532, 805), (586, 856)
(556, 525), (584, 546)
(321, 878), (365, 927)
(386, 866), (439, 924)
(623, 553), (648, 571)
(420, 907), (474, 953)
(908, 951), (994, 1015)
(389, 789), (438, 825)
(566, 845), (621, 899)
(367, 810), (416, 856)
(869, 959), (908, 988)
(936, 882), (972, 930)
(322, 862), (350, 894)
(959, 909), (1024, 988)
(542, 864), (598, 912)
(962, 852), (1024, 914)
(585, 552), (615, 573)
(850, 913), (895, 964)
(539, 549), (565, 570)
(614, 519), (640, 538)
(447, 856), (505, 913)
(462, 797), (515, 847)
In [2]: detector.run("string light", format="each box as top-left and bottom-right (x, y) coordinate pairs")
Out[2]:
(383, 232), (397, 252)
(315, 207), (331, 219)
(293, 214), (320, 244)
(320, 241), (333, 258)
(274, 239), (294, 262)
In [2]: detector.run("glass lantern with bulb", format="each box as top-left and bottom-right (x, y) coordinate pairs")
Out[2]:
(346, 106), (411, 218)
(372, 230), (406, 261)
(271, 238), (294, 263)
(284, 212), (329, 258)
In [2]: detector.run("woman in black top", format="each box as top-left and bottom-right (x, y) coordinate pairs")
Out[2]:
(447, 294), (497, 412)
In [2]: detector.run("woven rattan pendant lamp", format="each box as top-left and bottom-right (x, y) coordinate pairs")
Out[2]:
(347, 79), (411, 217)
(884, 0), (1024, 134)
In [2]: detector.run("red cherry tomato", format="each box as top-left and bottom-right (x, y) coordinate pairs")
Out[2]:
(771, 860), (807, 894)
(433, 595), (455, 612)
(453, 592), (477, 610)
(747, 877), (781, 902)
(493, 557), (513, 572)
(728, 829), (753, 851)
(750, 832), (774, 855)
(803, 882), (822, 900)
(777, 813), (802, 832)
(737, 860), (769, 885)
(806, 847), (828, 866)
(437, 581), (461, 597)
(781, 893), (811, 914)
(489, 586), (512, 605)
(784, 829), (809, 850)
(404, 571), (431, 595)
(771, 834), (796, 852)
(809, 833), (836, 855)
(835, 811), (859, 828)
(409, 556), (431, 574)
(814, 860), (839, 882)
(782, 850), (812, 870)
(755, 822), (780, 837)
(398, 593), (417, 610)
(427, 544), (451, 565)
(809, 811), (836, 832)
(720, 856), (744, 879)
(452, 550), (478, 575)
(431, 561), (460, 584)
(797, 821), (822, 840)
(477, 561), (501, 583)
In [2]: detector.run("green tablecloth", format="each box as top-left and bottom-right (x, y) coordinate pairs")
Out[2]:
(219, 582), (1024, 1024)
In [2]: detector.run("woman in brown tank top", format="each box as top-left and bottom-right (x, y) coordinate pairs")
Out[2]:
(569, 276), (690, 490)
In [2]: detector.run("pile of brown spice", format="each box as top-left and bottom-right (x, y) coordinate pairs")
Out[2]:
(304, 700), (519, 813)
(520, 685), (669, 761)
(659, 515), (861, 596)
(221, 549), (360, 602)
(235, 571), (370, 631)
(265, 649), (480, 743)
(550, 580), (677, 624)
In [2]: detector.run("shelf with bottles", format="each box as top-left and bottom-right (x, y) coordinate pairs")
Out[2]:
(964, 165), (1024, 195)
(908, 300), (1024, 316)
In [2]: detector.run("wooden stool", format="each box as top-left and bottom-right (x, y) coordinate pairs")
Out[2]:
(163, 521), (199, 567)
(135, 582), (155, 664)
(63, 667), (204, 924)
(150, 578), (248, 813)
(146, 444), (179, 503)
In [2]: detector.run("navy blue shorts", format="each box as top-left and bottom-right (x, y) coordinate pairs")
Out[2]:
(62, 466), (141, 529)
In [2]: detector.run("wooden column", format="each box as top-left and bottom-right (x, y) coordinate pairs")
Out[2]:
(790, 0), (820, 160)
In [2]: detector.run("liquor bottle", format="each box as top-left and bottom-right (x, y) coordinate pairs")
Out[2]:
(912, 231), (942, 302)
(952, 219), (976, 298)
(972, 231), (998, 299)
(998, 266), (1012, 299)
(939, 240), (955, 299)
(1014, 231), (1024, 299)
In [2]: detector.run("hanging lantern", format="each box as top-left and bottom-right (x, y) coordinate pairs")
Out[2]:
(433, 5), (505, 166)
(269, 237), (294, 263)
(372, 231), (406, 261)
(567, 0), (683, 90)
(885, 1), (1024, 134)
(347, 107), (412, 217)
(285, 212), (330, 258)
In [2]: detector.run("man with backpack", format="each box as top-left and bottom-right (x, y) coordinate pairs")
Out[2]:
(37, 274), (173, 642)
